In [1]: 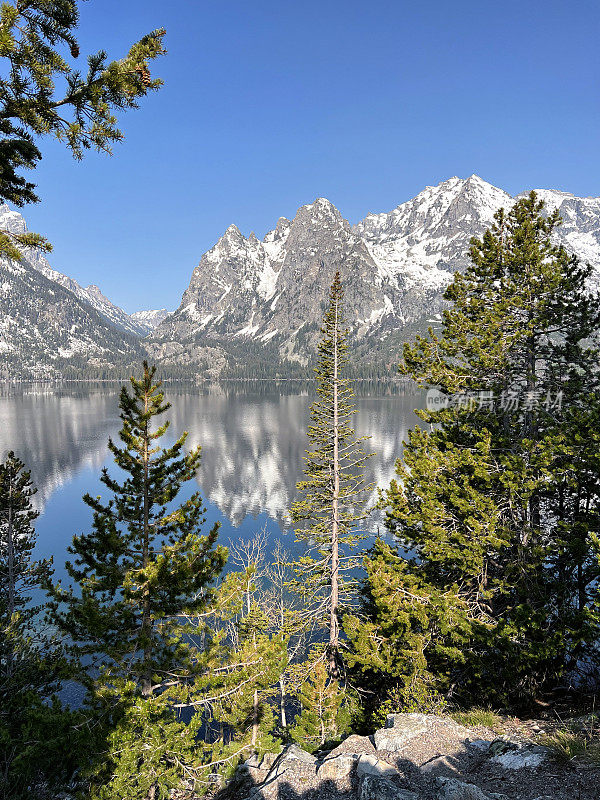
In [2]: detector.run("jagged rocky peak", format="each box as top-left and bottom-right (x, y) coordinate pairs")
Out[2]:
(296, 196), (345, 225)
(84, 284), (106, 299)
(355, 175), (510, 243)
(264, 216), (291, 246)
(221, 222), (244, 244)
(0, 202), (27, 235)
(151, 176), (600, 373)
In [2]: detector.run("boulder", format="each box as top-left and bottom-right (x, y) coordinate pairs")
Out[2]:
(375, 714), (432, 751)
(237, 753), (270, 783)
(488, 738), (548, 770)
(356, 752), (399, 779)
(273, 744), (316, 776)
(317, 753), (359, 781)
(260, 752), (279, 771)
(327, 733), (377, 758)
(359, 774), (420, 800)
(375, 713), (478, 761)
(255, 745), (317, 799)
(435, 777), (508, 800)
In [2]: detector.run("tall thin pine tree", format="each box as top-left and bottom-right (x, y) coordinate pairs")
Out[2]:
(292, 272), (373, 677)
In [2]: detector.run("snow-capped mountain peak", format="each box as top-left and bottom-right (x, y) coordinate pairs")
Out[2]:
(130, 308), (171, 333)
(151, 176), (600, 374)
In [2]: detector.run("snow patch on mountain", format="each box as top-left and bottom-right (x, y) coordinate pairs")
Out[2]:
(130, 308), (170, 333)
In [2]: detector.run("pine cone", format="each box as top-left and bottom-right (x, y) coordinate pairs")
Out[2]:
(135, 66), (152, 87)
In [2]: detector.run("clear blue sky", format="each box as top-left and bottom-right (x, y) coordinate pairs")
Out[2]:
(23, 0), (600, 313)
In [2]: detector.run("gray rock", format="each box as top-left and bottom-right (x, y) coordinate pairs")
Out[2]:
(435, 777), (507, 800)
(254, 745), (317, 799)
(466, 739), (492, 753)
(317, 753), (358, 781)
(276, 744), (316, 767)
(270, 744), (316, 780)
(260, 752), (279, 771)
(375, 713), (432, 752)
(487, 739), (548, 770)
(420, 755), (460, 775)
(327, 733), (377, 758)
(236, 757), (268, 782)
(356, 752), (399, 779)
(359, 774), (420, 800)
(375, 713), (478, 756)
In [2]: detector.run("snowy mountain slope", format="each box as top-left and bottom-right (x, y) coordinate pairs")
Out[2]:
(153, 175), (600, 374)
(516, 188), (600, 281)
(0, 252), (144, 379)
(355, 175), (512, 290)
(130, 308), (171, 333)
(0, 204), (148, 337)
(153, 197), (408, 368)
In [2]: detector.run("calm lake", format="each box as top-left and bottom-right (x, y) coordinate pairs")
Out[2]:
(0, 383), (426, 585)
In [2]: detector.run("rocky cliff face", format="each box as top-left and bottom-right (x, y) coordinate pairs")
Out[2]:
(4, 176), (600, 379)
(152, 176), (600, 374)
(154, 199), (391, 367)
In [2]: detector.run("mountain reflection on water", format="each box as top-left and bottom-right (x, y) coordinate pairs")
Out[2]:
(0, 382), (426, 559)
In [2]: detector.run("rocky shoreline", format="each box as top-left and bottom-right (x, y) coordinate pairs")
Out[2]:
(218, 713), (600, 800)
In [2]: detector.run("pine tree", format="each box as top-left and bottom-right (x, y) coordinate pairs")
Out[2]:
(291, 271), (373, 678)
(350, 194), (600, 707)
(48, 362), (228, 799)
(344, 538), (463, 724)
(219, 600), (287, 756)
(0, 452), (76, 799)
(0, 1), (165, 259)
(230, 533), (311, 736)
(290, 659), (351, 752)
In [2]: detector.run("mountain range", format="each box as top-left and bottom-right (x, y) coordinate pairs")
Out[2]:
(0, 204), (169, 378)
(2, 176), (600, 379)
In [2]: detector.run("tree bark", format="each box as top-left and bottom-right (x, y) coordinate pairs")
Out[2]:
(6, 466), (15, 677)
(279, 676), (287, 728)
(329, 295), (340, 678)
(141, 384), (152, 699)
(252, 689), (259, 747)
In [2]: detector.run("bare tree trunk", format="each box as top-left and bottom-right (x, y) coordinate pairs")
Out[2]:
(319, 692), (325, 745)
(329, 297), (340, 678)
(252, 689), (259, 747)
(141, 388), (152, 699)
(6, 468), (14, 677)
(279, 676), (287, 729)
